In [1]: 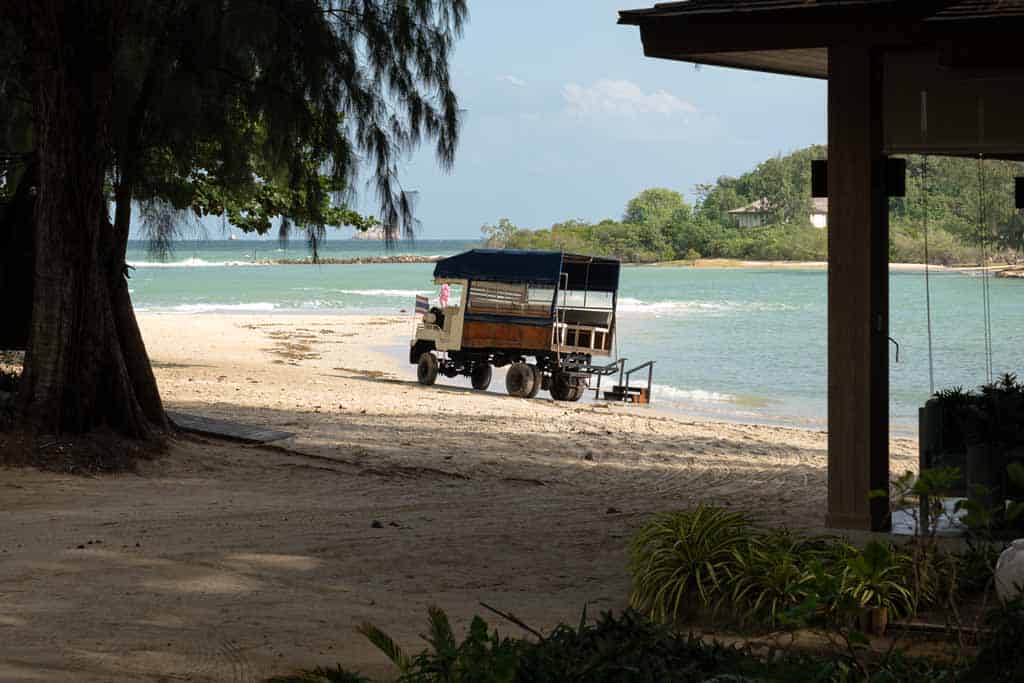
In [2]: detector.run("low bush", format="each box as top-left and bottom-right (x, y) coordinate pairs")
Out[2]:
(962, 598), (1024, 682)
(275, 606), (968, 682)
(269, 668), (369, 683)
(628, 505), (750, 622)
(629, 507), (923, 630)
(726, 531), (856, 628)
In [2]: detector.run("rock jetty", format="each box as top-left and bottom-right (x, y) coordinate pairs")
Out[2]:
(270, 254), (444, 265)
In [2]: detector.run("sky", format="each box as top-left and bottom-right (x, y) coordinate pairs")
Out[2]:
(137, 2), (828, 241)
(361, 1), (828, 240)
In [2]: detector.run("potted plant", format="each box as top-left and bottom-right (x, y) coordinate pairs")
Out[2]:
(925, 375), (1024, 517)
(842, 541), (912, 636)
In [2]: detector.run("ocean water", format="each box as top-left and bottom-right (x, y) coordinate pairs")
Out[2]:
(127, 240), (1024, 434)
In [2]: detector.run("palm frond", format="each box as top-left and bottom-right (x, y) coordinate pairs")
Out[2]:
(356, 621), (412, 672)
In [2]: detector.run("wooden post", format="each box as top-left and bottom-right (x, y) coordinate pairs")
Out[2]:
(826, 46), (891, 531)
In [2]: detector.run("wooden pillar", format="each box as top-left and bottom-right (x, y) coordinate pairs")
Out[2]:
(826, 46), (891, 531)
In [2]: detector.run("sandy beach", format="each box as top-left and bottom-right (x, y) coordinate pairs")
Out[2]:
(0, 313), (918, 681)
(651, 258), (1002, 272)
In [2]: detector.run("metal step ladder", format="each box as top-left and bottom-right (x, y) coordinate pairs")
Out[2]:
(592, 359), (655, 404)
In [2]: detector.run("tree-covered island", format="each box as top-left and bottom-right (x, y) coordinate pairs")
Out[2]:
(483, 145), (1024, 265)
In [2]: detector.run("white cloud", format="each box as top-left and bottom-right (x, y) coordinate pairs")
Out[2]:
(498, 74), (527, 88)
(562, 79), (697, 117)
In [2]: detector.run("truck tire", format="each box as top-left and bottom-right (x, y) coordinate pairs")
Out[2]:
(417, 352), (438, 385)
(549, 371), (574, 401)
(569, 383), (586, 402)
(526, 366), (542, 398)
(506, 362), (536, 398)
(471, 364), (492, 390)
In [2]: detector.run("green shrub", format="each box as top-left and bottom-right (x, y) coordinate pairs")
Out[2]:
(727, 532), (816, 627)
(960, 599), (1024, 682)
(629, 506), (751, 622)
(352, 606), (851, 682)
(628, 507), (928, 631)
(290, 605), (968, 682)
(268, 668), (369, 683)
(358, 606), (522, 682)
(841, 541), (914, 617)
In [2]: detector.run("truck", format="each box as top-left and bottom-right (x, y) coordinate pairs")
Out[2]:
(409, 249), (653, 402)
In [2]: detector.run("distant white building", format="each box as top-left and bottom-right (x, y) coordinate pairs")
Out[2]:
(727, 197), (829, 229)
(810, 197), (829, 229)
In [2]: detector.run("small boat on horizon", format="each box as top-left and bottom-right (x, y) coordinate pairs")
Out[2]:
(228, 233), (240, 241)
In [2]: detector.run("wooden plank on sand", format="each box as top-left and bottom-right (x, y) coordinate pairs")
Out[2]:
(168, 411), (294, 444)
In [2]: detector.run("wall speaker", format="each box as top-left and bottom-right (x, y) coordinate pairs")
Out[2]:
(811, 158), (905, 197)
(886, 158), (906, 198)
(811, 160), (827, 198)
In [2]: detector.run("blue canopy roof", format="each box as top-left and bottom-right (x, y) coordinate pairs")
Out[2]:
(433, 249), (620, 292)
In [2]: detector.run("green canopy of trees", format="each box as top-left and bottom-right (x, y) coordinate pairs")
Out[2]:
(483, 145), (1024, 265)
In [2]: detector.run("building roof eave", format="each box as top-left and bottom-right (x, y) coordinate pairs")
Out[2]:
(619, 1), (1024, 79)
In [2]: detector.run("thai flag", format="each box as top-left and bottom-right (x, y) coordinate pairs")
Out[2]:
(415, 295), (429, 315)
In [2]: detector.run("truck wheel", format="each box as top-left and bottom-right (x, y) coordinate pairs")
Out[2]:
(549, 371), (573, 401)
(505, 362), (536, 398)
(525, 366), (542, 398)
(471, 364), (492, 390)
(569, 383), (586, 402)
(417, 352), (438, 385)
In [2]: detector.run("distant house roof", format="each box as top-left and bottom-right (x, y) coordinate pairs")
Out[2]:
(726, 197), (828, 215)
(729, 197), (770, 214)
(727, 198), (773, 215)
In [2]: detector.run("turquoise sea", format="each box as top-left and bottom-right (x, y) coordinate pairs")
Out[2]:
(126, 240), (1024, 435)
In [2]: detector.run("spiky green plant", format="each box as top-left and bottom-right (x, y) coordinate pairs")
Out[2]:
(728, 532), (816, 628)
(629, 505), (750, 623)
(357, 606), (520, 682)
(356, 620), (413, 674)
(842, 541), (914, 616)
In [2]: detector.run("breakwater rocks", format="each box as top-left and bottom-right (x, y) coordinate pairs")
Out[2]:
(269, 255), (444, 265)
(997, 267), (1024, 279)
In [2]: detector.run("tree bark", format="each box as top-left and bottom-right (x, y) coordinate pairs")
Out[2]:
(111, 181), (168, 429)
(17, 1), (165, 438)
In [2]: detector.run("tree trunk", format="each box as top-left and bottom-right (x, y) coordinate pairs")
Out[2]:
(111, 181), (168, 429)
(17, 1), (166, 438)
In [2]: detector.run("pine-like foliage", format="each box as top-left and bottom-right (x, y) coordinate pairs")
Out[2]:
(117, 0), (466, 250)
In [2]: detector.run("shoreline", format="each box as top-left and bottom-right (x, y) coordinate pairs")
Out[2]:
(646, 258), (1017, 272)
(134, 310), (916, 436)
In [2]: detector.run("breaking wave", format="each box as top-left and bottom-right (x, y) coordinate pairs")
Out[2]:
(616, 297), (799, 317)
(650, 383), (737, 404)
(129, 257), (263, 268)
(337, 289), (432, 298)
(136, 302), (278, 313)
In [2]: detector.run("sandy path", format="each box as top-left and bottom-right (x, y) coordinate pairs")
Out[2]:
(0, 313), (917, 681)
